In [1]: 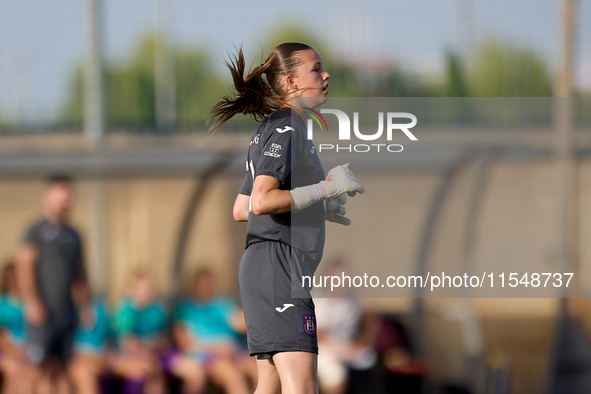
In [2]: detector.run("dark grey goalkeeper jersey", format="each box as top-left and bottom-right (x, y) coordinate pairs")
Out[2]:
(239, 108), (326, 260)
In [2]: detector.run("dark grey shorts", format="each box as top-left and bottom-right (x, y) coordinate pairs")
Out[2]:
(26, 313), (76, 365)
(238, 241), (319, 358)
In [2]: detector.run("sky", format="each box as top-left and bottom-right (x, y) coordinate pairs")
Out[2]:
(0, 0), (589, 123)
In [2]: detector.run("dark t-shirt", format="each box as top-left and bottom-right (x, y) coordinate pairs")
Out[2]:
(239, 108), (326, 259)
(23, 219), (82, 317)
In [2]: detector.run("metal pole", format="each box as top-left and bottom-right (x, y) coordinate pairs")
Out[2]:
(84, 0), (107, 295)
(85, 0), (105, 148)
(455, 0), (474, 56)
(154, 0), (176, 131)
(554, 0), (577, 293)
(548, 3), (577, 390)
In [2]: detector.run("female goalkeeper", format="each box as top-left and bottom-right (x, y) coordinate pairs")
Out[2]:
(209, 42), (364, 394)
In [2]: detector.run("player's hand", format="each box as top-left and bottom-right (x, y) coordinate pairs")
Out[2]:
(320, 163), (365, 199)
(325, 194), (351, 225)
(25, 299), (47, 326)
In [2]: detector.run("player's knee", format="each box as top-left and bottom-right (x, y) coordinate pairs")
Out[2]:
(184, 375), (206, 392)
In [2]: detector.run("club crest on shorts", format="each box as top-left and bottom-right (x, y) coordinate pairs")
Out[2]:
(302, 314), (316, 336)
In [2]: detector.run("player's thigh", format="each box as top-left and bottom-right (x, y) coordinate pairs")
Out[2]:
(254, 358), (280, 394)
(209, 357), (244, 383)
(272, 351), (318, 392)
(170, 355), (206, 384)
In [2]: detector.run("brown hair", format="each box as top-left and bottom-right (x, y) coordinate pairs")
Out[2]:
(192, 268), (212, 282)
(208, 43), (314, 133)
(45, 174), (73, 188)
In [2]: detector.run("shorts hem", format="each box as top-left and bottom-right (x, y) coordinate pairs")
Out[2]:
(249, 346), (318, 358)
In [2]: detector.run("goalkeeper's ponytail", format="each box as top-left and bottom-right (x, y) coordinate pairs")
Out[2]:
(208, 43), (313, 133)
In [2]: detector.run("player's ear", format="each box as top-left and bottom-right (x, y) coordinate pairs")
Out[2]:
(285, 75), (298, 91)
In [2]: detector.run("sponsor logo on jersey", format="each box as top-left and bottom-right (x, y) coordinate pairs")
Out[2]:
(302, 314), (316, 336)
(250, 133), (260, 145)
(310, 145), (315, 154)
(275, 304), (295, 313)
(264, 143), (282, 158)
(276, 126), (294, 133)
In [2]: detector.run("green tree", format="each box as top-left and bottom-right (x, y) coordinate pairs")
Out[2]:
(442, 50), (469, 97)
(469, 40), (552, 97)
(59, 35), (227, 129)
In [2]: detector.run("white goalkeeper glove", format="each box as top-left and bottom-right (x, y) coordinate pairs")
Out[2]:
(325, 193), (350, 226)
(290, 163), (365, 212)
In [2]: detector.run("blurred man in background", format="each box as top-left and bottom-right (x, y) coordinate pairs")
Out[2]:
(15, 175), (88, 394)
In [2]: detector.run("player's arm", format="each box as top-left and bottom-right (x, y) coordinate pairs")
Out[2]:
(251, 124), (300, 215)
(72, 254), (90, 306)
(15, 242), (46, 325)
(172, 323), (195, 352)
(252, 166), (365, 216)
(75, 255), (88, 289)
(0, 330), (23, 357)
(291, 163), (365, 212)
(233, 194), (250, 222)
(254, 122), (364, 215)
(71, 242), (93, 332)
(251, 175), (292, 215)
(229, 307), (247, 334)
(233, 173), (252, 221)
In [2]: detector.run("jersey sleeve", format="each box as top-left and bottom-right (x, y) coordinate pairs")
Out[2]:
(238, 173), (252, 196)
(217, 297), (238, 317)
(95, 301), (111, 339)
(154, 302), (168, 333)
(255, 119), (299, 184)
(23, 223), (41, 247)
(0, 298), (5, 327)
(112, 299), (136, 337)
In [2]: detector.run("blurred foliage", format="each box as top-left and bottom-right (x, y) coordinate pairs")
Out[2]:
(442, 50), (469, 97)
(60, 35), (227, 130)
(469, 40), (553, 97)
(60, 67), (83, 126)
(465, 40), (554, 124)
(58, 26), (571, 131)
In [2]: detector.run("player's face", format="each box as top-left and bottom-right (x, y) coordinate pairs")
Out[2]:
(192, 273), (214, 301)
(291, 49), (330, 107)
(131, 275), (156, 305)
(44, 183), (73, 222)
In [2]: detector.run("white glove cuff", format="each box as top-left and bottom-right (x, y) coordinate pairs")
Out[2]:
(290, 183), (328, 212)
